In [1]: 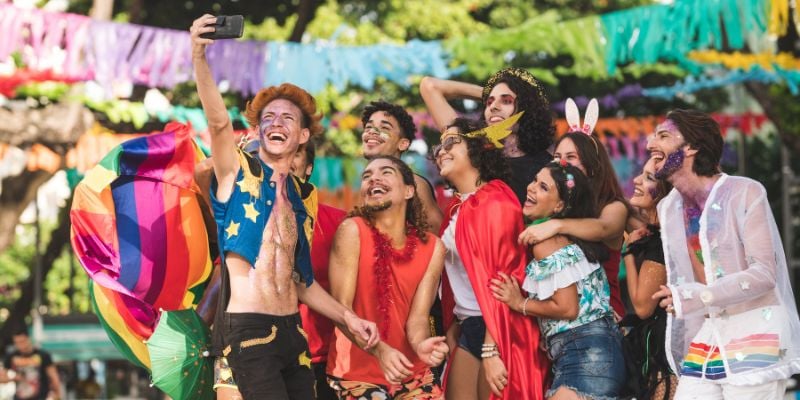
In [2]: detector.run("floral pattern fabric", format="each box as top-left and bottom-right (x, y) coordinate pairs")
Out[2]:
(526, 244), (612, 338)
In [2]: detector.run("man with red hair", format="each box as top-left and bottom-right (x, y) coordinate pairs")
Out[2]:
(191, 15), (378, 400)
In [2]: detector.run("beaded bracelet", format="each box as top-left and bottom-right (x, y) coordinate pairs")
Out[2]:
(520, 297), (531, 316)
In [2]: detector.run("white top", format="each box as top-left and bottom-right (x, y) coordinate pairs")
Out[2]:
(442, 195), (482, 320)
(658, 174), (800, 385)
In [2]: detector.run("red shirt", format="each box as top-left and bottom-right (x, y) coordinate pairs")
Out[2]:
(299, 203), (347, 364)
(327, 217), (437, 385)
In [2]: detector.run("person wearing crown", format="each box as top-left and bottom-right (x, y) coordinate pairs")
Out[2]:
(420, 68), (555, 206)
(432, 117), (548, 400)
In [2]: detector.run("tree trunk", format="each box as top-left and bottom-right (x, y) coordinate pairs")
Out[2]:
(744, 82), (800, 154)
(288, 0), (320, 42)
(0, 170), (53, 252)
(0, 193), (73, 350)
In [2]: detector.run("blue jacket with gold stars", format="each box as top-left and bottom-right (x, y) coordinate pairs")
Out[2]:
(210, 148), (316, 287)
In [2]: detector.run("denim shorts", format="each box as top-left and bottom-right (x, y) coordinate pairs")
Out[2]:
(457, 316), (486, 359)
(545, 316), (626, 400)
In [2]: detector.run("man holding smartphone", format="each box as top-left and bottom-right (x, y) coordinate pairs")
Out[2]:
(190, 15), (379, 400)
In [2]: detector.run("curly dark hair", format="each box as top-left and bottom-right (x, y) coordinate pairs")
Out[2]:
(480, 69), (555, 155)
(348, 155), (429, 241)
(543, 162), (608, 263)
(433, 118), (511, 189)
(361, 101), (417, 142)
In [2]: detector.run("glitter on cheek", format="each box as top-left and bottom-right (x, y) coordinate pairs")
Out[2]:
(654, 148), (685, 180)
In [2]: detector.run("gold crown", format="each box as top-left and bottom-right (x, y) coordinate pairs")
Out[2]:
(482, 67), (547, 105)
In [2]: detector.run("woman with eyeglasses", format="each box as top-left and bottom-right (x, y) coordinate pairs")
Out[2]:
(420, 68), (555, 206)
(433, 118), (548, 400)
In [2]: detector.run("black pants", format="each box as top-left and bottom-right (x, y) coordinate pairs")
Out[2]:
(312, 362), (337, 400)
(223, 312), (315, 400)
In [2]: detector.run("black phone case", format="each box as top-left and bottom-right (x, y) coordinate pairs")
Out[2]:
(200, 15), (243, 39)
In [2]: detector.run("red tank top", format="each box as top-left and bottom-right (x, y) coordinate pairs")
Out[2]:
(327, 217), (437, 385)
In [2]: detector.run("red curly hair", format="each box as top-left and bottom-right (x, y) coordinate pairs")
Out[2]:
(244, 83), (324, 137)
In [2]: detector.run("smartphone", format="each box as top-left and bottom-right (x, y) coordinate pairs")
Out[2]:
(200, 15), (244, 40)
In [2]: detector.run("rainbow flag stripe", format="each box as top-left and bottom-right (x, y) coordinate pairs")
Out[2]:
(681, 333), (781, 380)
(70, 122), (214, 370)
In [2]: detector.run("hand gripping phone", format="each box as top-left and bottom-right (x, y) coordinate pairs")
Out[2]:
(200, 15), (244, 40)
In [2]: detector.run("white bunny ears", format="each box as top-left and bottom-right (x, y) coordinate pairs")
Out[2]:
(565, 98), (599, 135)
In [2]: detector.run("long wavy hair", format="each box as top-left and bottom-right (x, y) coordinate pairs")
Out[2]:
(349, 156), (429, 241)
(556, 132), (630, 213)
(480, 68), (555, 155)
(543, 162), (608, 263)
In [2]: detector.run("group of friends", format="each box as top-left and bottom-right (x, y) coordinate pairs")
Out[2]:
(188, 14), (800, 400)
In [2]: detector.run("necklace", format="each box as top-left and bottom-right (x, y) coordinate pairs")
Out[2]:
(369, 224), (420, 339)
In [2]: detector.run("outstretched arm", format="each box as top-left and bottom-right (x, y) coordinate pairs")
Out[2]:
(190, 15), (238, 201)
(419, 77), (483, 130)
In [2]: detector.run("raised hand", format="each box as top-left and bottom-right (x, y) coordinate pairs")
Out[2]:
(189, 14), (217, 58)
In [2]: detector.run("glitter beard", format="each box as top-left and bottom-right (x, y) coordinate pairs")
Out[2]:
(654, 148), (685, 180)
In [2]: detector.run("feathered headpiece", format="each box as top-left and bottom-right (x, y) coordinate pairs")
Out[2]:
(564, 98), (598, 135)
(463, 111), (524, 148)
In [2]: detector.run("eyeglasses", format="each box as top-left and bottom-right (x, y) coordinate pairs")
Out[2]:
(431, 135), (463, 159)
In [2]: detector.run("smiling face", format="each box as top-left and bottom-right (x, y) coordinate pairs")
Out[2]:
(258, 98), (310, 158)
(361, 111), (410, 158)
(359, 158), (414, 210)
(630, 158), (660, 210)
(646, 119), (687, 178)
(522, 168), (564, 220)
(484, 83), (517, 126)
(553, 137), (586, 175)
(434, 132), (472, 182)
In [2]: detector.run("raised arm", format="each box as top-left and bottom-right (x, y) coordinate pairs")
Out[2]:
(519, 201), (628, 247)
(406, 239), (447, 367)
(419, 77), (483, 130)
(190, 15), (238, 201)
(414, 175), (443, 234)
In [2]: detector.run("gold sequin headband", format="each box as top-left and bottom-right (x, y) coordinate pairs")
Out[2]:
(482, 67), (548, 104)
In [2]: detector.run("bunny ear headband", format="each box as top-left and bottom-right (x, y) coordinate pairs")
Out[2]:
(565, 98), (598, 135)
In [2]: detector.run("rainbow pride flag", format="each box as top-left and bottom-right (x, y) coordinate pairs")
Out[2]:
(70, 122), (214, 369)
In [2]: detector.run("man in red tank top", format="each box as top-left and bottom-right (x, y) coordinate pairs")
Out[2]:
(327, 156), (449, 399)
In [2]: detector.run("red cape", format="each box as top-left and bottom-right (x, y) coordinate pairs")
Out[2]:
(442, 180), (548, 399)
